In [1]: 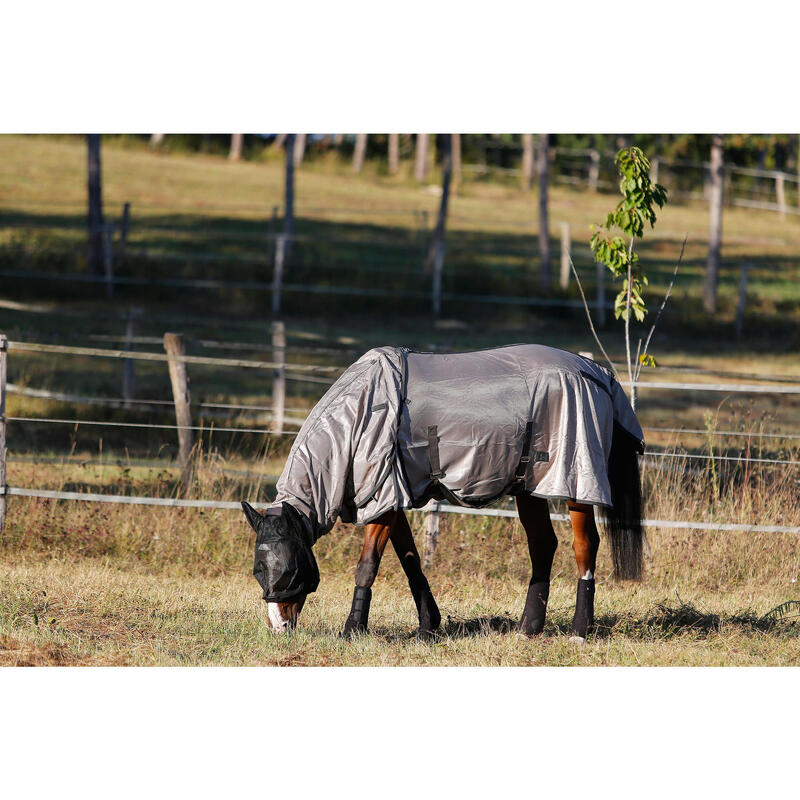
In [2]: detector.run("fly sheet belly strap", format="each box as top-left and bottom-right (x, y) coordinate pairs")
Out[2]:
(427, 424), (445, 481)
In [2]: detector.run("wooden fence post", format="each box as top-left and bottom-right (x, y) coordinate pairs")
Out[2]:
(101, 224), (115, 298)
(424, 503), (440, 568)
(419, 209), (429, 273)
(734, 262), (750, 339)
(596, 260), (607, 327)
(776, 173), (786, 218)
(270, 206), (279, 238)
(118, 202), (130, 258)
(388, 134), (399, 175)
(429, 135), (453, 317)
(163, 333), (195, 492)
(560, 222), (571, 290)
(122, 308), (141, 409)
(352, 134), (368, 174)
(271, 321), (286, 434)
(650, 157), (660, 186)
(431, 242), (444, 317)
(588, 148), (600, 192)
(272, 234), (286, 314)
(521, 134), (535, 192)
(414, 134), (429, 182)
(0, 335), (7, 533)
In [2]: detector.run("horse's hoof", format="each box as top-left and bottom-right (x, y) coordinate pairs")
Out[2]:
(340, 624), (366, 640)
(416, 628), (437, 641)
(518, 618), (546, 637)
(569, 635), (586, 645)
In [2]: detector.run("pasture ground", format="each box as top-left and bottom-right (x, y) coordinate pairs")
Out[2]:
(1, 453), (799, 666)
(2, 507), (800, 666)
(1, 135), (799, 666)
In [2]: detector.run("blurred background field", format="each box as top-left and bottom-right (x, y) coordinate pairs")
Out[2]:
(1, 133), (799, 665)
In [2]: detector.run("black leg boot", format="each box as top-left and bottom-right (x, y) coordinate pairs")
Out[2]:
(570, 578), (595, 643)
(519, 580), (550, 636)
(409, 576), (441, 636)
(342, 586), (372, 637)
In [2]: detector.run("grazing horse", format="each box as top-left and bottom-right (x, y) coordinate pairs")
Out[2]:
(242, 344), (644, 642)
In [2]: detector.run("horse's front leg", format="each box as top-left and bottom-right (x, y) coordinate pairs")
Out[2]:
(342, 511), (395, 637)
(568, 501), (600, 644)
(389, 510), (441, 636)
(516, 494), (559, 636)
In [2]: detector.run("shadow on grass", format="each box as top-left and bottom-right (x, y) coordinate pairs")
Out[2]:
(574, 601), (800, 641)
(379, 601), (800, 643)
(442, 614), (519, 638)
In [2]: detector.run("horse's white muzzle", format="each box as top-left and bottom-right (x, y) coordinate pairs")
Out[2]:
(267, 602), (297, 634)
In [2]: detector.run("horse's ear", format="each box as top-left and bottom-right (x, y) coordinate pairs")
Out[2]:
(241, 501), (263, 533)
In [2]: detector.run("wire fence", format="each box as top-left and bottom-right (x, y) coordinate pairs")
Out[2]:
(2, 333), (799, 540)
(8, 381), (800, 443)
(2, 486), (799, 535)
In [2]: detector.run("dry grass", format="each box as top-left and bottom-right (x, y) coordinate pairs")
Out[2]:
(1, 447), (798, 666)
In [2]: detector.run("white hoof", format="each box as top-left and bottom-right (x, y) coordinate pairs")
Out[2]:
(569, 635), (586, 646)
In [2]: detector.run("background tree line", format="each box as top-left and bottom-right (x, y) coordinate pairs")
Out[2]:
(138, 133), (800, 175)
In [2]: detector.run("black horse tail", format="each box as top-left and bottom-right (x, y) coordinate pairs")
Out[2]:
(605, 422), (644, 580)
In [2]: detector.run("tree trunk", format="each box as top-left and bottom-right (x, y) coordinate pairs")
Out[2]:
(388, 133), (399, 174)
(87, 134), (104, 276)
(703, 134), (724, 314)
(352, 134), (368, 173)
(150, 133), (165, 147)
(284, 134), (296, 262)
(293, 134), (307, 166)
(521, 134), (534, 191)
(429, 135), (453, 316)
(414, 134), (429, 182)
(272, 133), (287, 149)
(537, 133), (551, 292)
(229, 133), (244, 161)
(451, 134), (461, 186)
(333, 133), (344, 146)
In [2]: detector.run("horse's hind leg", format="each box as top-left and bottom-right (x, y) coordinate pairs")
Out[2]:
(568, 501), (600, 643)
(515, 494), (558, 636)
(342, 511), (395, 637)
(389, 511), (441, 636)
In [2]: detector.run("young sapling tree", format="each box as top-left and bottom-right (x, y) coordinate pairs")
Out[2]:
(571, 146), (683, 411)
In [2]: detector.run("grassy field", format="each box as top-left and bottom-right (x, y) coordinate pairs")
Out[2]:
(1, 444), (798, 666)
(1, 134), (799, 665)
(2, 501), (799, 666)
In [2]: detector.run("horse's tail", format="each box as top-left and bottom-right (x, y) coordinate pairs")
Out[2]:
(605, 422), (644, 580)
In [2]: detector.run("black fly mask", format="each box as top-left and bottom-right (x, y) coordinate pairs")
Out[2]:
(241, 501), (320, 602)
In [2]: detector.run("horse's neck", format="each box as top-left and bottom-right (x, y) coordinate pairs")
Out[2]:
(275, 422), (354, 542)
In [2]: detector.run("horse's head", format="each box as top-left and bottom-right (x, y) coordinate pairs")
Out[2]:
(241, 501), (319, 633)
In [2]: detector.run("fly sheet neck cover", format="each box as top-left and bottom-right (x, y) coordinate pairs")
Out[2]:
(242, 501), (320, 602)
(271, 344), (644, 540)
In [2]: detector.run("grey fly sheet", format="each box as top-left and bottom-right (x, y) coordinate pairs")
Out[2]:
(274, 344), (644, 542)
